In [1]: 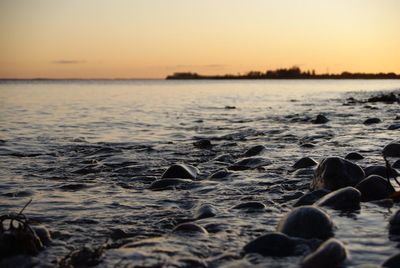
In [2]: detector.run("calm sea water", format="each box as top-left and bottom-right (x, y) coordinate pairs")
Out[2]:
(0, 80), (400, 267)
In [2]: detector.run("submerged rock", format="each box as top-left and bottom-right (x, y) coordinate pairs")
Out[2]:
(311, 157), (365, 190)
(243, 232), (297, 256)
(393, 159), (400, 169)
(293, 157), (318, 170)
(312, 114), (329, 124)
(364, 165), (398, 178)
(363, 118), (381, 125)
(208, 169), (232, 179)
(232, 201), (266, 210)
(389, 209), (400, 235)
(388, 123), (400, 130)
(244, 145), (266, 157)
(301, 238), (348, 268)
(383, 142), (400, 158)
(161, 164), (199, 179)
(31, 225), (52, 245)
(315, 187), (361, 210)
(212, 154), (235, 163)
(345, 152), (364, 160)
(355, 175), (395, 202)
(194, 204), (217, 219)
(382, 252), (400, 268)
(293, 189), (330, 207)
(277, 206), (334, 240)
(173, 223), (208, 235)
(193, 139), (212, 149)
(228, 157), (271, 170)
(367, 92), (399, 103)
(149, 178), (192, 190)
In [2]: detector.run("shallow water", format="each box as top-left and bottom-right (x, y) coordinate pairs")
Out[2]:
(0, 80), (400, 267)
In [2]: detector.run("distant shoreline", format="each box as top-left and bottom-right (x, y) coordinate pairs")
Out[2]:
(166, 67), (400, 80)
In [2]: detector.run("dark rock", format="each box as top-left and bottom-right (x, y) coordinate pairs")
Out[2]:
(225, 105), (236, 109)
(149, 178), (192, 190)
(363, 118), (381, 125)
(173, 223), (208, 235)
(232, 201), (266, 210)
(315, 187), (361, 210)
(161, 164), (199, 179)
(277, 206), (335, 240)
(193, 139), (212, 149)
(212, 154), (235, 163)
(367, 92), (399, 103)
(355, 175), (395, 202)
(311, 157), (365, 190)
(388, 123), (400, 130)
(243, 232), (297, 256)
(208, 169), (232, 179)
(389, 209), (400, 235)
(393, 160), (400, 169)
(244, 145), (266, 157)
(383, 142), (400, 157)
(345, 152), (364, 160)
(293, 157), (318, 169)
(194, 204), (217, 219)
(292, 168), (316, 178)
(31, 225), (52, 245)
(312, 114), (329, 124)
(300, 143), (316, 148)
(228, 157), (271, 171)
(59, 246), (103, 267)
(293, 189), (330, 207)
(301, 238), (348, 268)
(382, 253), (400, 268)
(364, 165), (398, 178)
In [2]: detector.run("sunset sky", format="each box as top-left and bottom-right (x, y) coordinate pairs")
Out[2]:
(0, 0), (399, 79)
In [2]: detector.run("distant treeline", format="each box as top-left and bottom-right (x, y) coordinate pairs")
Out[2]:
(166, 67), (400, 80)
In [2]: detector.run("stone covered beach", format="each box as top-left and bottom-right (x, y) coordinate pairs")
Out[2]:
(0, 81), (400, 267)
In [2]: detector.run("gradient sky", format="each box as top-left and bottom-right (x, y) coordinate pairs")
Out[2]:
(0, 0), (399, 79)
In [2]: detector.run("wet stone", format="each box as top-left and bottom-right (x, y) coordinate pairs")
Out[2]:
(161, 164), (199, 179)
(172, 223), (208, 235)
(277, 206), (335, 240)
(243, 232), (297, 257)
(301, 238), (348, 268)
(355, 175), (395, 202)
(389, 209), (400, 235)
(383, 142), (400, 158)
(194, 204), (217, 219)
(393, 159), (400, 169)
(228, 157), (271, 171)
(311, 157), (365, 191)
(345, 152), (364, 160)
(193, 139), (212, 149)
(363, 117), (381, 125)
(31, 225), (52, 246)
(293, 189), (330, 207)
(315, 186), (361, 210)
(293, 157), (318, 170)
(388, 123), (400, 130)
(208, 169), (232, 179)
(382, 252), (400, 268)
(244, 145), (266, 157)
(312, 114), (329, 124)
(212, 154), (234, 163)
(232, 201), (266, 210)
(364, 165), (398, 178)
(149, 178), (193, 190)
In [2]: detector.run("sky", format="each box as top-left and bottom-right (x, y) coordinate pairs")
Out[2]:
(0, 0), (399, 79)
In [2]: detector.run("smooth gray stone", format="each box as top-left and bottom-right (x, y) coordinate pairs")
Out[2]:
(315, 186), (361, 210)
(294, 189), (330, 207)
(277, 206), (335, 240)
(293, 157), (318, 169)
(194, 204), (217, 219)
(244, 145), (266, 157)
(161, 164), (199, 179)
(228, 157), (271, 170)
(301, 238), (348, 268)
(345, 152), (364, 160)
(243, 232), (297, 256)
(173, 223), (208, 235)
(232, 201), (266, 210)
(149, 178), (192, 190)
(311, 157), (365, 190)
(355, 175), (395, 202)
(208, 169), (232, 179)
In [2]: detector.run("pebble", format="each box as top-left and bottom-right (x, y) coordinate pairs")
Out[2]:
(277, 206), (335, 240)
(345, 152), (364, 160)
(383, 142), (400, 157)
(355, 175), (395, 202)
(243, 232), (297, 256)
(293, 157), (318, 170)
(293, 189), (330, 207)
(232, 201), (266, 210)
(311, 157), (365, 190)
(194, 204), (217, 219)
(172, 223), (208, 235)
(312, 114), (329, 124)
(161, 164), (199, 179)
(363, 118), (381, 125)
(382, 252), (400, 268)
(315, 186), (361, 210)
(301, 238), (348, 268)
(244, 145), (266, 157)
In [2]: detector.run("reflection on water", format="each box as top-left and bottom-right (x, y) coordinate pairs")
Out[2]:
(0, 80), (399, 267)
